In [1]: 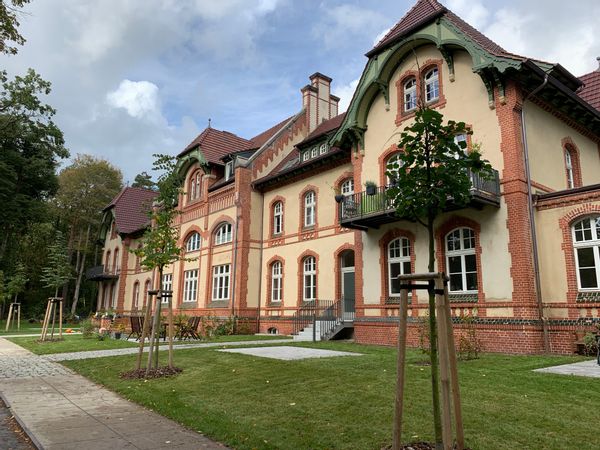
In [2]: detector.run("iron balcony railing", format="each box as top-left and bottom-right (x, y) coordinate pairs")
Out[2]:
(86, 265), (119, 281)
(339, 169), (500, 222)
(292, 298), (355, 341)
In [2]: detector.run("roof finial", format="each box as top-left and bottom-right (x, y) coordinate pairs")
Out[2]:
(597, 56), (600, 71)
(208, 118), (212, 128)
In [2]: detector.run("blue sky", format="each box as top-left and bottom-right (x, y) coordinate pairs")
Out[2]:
(2, 0), (599, 182)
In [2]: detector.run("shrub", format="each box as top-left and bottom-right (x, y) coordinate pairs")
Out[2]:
(80, 319), (95, 339)
(457, 315), (481, 361)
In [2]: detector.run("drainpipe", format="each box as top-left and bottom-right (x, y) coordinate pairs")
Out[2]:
(520, 72), (549, 353)
(256, 193), (265, 334)
(231, 204), (239, 318)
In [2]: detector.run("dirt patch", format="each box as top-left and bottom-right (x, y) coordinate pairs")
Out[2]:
(119, 366), (183, 379)
(383, 442), (471, 449)
(0, 398), (35, 450)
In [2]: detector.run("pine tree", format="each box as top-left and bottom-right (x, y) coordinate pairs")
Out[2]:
(41, 231), (73, 298)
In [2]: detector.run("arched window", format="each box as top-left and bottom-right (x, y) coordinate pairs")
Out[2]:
(215, 222), (233, 245)
(113, 248), (120, 274)
(271, 261), (283, 302)
(404, 77), (417, 111)
(303, 256), (317, 301)
(424, 67), (439, 103)
(143, 279), (151, 308)
(388, 238), (411, 296)
(304, 191), (316, 227)
(572, 216), (600, 290)
(565, 147), (575, 189)
(341, 179), (354, 196)
(446, 228), (477, 293)
(386, 153), (403, 185)
(132, 282), (140, 309)
(188, 171), (202, 202)
(186, 232), (201, 252)
(105, 250), (111, 272)
(273, 201), (283, 235)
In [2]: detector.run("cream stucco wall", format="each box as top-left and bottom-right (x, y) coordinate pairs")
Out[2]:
(525, 102), (600, 191)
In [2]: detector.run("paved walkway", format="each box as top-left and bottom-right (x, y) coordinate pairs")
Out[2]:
(0, 338), (228, 449)
(534, 359), (600, 378)
(219, 345), (362, 360)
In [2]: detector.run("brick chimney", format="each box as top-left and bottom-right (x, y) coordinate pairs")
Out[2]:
(301, 72), (340, 132)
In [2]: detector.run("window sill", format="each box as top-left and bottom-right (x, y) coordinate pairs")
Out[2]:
(208, 300), (230, 308)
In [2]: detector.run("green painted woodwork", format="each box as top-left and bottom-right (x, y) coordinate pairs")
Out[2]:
(175, 148), (209, 178)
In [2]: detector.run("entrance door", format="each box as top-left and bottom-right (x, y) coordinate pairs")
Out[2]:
(340, 250), (355, 320)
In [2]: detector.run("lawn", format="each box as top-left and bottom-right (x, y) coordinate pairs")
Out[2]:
(8, 333), (289, 355)
(0, 319), (80, 336)
(60, 341), (600, 450)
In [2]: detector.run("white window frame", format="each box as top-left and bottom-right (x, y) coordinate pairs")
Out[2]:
(572, 217), (600, 291)
(341, 179), (354, 196)
(303, 256), (316, 302)
(304, 191), (316, 227)
(424, 67), (439, 103)
(186, 232), (201, 252)
(319, 143), (328, 155)
(565, 150), (574, 189)
(302, 151), (310, 162)
(215, 222), (233, 245)
(271, 261), (282, 302)
(183, 269), (198, 303)
(133, 282), (140, 308)
(189, 171), (201, 201)
(311, 146), (318, 158)
(161, 273), (173, 303)
(273, 201), (283, 235)
(445, 228), (478, 293)
(212, 264), (231, 301)
(386, 153), (403, 185)
(388, 238), (411, 297)
(404, 78), (417, 111)
(225, 160), (234, 181)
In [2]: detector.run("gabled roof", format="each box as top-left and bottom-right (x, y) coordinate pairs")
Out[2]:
(579, 70), (600, 112)
(369, 0), (513, 59)
(298, 113), (346, 148)
(250, 115), (294, 148)
(178, 127), (255, 165)
(104, 187), (158, 235)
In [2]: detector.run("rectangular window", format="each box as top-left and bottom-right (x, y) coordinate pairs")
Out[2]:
(271, 263), (282, 302)
(225, 160), (234, 181)
(161, 273), (173, 303)
(183, 269), (198, 303)
(212, 264), (230, 301)
(304, 192), (316, 227)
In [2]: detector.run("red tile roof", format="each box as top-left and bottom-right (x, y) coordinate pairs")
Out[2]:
(250, 115), (294, 148)
(578, 70), (600, 112)
(105, 187), (158, 235)
(299, 113), (346, 147)
(369, 0), (517, 59)
(178, 128), (255, 164)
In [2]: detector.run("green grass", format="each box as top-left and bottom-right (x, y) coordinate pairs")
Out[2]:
(0, 319), (79, 335)
(7, 333), (289, 355)
(60, 341), (599, 450)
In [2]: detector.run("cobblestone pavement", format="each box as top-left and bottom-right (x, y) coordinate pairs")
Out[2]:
(534, 359), (600, 378)
(43, 338), (293, 362)
(0, 397), (35, 450)
(0, 338), (228, 449)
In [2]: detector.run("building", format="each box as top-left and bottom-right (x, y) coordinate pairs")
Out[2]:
(90, 0), (600, 354)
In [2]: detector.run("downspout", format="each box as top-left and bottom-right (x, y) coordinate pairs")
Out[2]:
(520, 72), (549, 353)
(256, 190), (265, 333)
(231, 202), (240, 317)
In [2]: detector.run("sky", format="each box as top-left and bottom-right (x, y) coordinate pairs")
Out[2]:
(2, 0), (599, 183)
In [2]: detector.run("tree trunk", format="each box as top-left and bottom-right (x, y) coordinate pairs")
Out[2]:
(167, 291), (174, 368)
(146, 268), (163, 375)
(136, 288), (154, 371)
(71, 224), (91, 315)
(427, 215), (443, 450)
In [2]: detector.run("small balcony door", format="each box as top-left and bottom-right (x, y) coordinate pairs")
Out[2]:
(340, 250), (355, 320)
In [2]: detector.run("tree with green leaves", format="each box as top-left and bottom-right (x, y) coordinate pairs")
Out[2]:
(131, 154), (184, 374)
(6, 261), (27, 303)
(0, 0), (31, 55)
(386, 107), (493, 449)
(41, 231), (72, 298)
(0, 69), (68, 266)
(131, 171), (156, 190)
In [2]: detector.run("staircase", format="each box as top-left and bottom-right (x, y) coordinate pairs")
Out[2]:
(292, 299), (354, 342)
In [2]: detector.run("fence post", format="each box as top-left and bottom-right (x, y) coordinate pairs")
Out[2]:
(312, 314), (316, 342)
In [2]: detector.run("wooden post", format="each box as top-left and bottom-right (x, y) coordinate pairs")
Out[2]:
(17, 304), (21, 331)
(392, 284), (410, 450)
(442, 277), (464, 450)
(5, 303), (13, 331)
(50, 300), (57, 340)
(146, 294), (161, 375)
(41, 299), (52, 341)
(435, 275), (453, 450)
(154, 299), (162, 368)
(167, 293), (174, 368)
(59, 299), (63, 339)
(136, 294), (154, 370)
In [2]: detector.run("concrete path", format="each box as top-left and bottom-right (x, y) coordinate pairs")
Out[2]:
(218, 345), (362, 360)
(0, 338), (228, 449)
(534, 359), (600, 378)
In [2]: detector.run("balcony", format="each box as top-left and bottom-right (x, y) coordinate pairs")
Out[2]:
(339, 169), (501, 230)
(86, 265), (119, 281)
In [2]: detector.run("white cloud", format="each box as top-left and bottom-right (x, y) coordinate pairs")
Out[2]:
(373, 26), (392, 46)
(484, 9), (531, 56)
(446, 0), (489, 29)
(106, 80), (161, 121)
(333, 78), (360, 113)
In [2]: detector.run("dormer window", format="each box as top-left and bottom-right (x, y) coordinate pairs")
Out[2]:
(302, 151), (310, 162)
(225, 160), (234, 181)
(319, 143), (328, 155)
(311, 146), (318, 158)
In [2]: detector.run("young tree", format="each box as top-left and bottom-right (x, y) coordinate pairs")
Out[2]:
(41, 231), (72, 298)
(386, 107), (493, 449)
(0, 0), (31, 55)
(132, 154), (184, 374)
(7, 261), (27, 303)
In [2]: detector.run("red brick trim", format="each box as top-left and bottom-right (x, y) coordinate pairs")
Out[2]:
(421, 59), (447, 109)
(116, 240), (130, 312)
(333, 243), (355, 301)
(378, 144), (401, 187)
(395, 70), (419, 126)
(209, 215), (235, 246)
(353, 144), (365, 315)
(180, 224), (203, 249)
(132, 280), (140, 310)
(297, 250), (319, 305)
(435, 216), (485, 304)
(269, 195), (286, 238)
(561, 136), (583, 188)
(265, 255), (285, 307)
(378, 229), (416, 304)
(559, 205), (600, 313)
(298, 184), (319, 238)
(536, 189), (600, 210)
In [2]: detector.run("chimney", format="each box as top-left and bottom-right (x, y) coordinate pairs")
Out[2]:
(302, 72), (340, 132)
